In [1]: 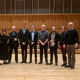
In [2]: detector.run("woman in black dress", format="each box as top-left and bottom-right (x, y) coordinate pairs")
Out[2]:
(1, 29), (9, 64)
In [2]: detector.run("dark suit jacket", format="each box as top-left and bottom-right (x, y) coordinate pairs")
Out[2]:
(59, 31), (66, 45)
(8, 31), (19, 48)
(19, 28), (29, 46)
(49, 31), (60, 48)
(0, 33), (2, 47)
(29, 31), (38, 45)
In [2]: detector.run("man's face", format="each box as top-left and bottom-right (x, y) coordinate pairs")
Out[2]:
(61, 28), (65, 32)
(52, 27), (56, 32)
(23, 24), (26, 28)
(68, 23), (73, 29)
(12, 26), (16, 32)
(31, 26), (35, 31)
(3, 32), (6, 35)
(41, 25), (46, 31)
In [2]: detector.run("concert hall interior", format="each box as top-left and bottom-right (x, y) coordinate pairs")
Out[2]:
(0, 0), (80, 80)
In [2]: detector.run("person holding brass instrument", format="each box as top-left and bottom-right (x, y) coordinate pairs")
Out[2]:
(49, 26), (60, 66)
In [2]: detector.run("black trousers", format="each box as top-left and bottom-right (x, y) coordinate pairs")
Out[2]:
(9, 47), (18, 63)
(29, 44), (37, 62)
(39, 44), (48, 64)
(60, 45), (67, 65)
(50, 46), (58, 64)
(21, 45), (28, 62)
(62, 51), (67, 64)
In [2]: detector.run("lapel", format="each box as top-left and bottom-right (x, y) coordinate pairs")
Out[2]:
(51, 31), (56, 40)
(34, 31), (36, 37)
(21, 28), (26, 35)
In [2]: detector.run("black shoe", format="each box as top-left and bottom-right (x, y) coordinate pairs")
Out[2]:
(71, 67), (74, 69)
(0, 63), (2, 65)
(7, 62), (10, 64)
(35, 62), (37, 64)
(29, 61), (32, 64)
(46, 62), (49, 65)
(3, 62), (7, 64)
(16, 61), (18, 63)
(48, 63), (52, 65)
(8, 61), (11, 64)
(25, 61), (27, 64)
(39, 62), (42, 64)
(61, 64), (65, 66)
(6, 62), (9, 64)
(49, 63), (53, 65)
(20, 61), (24, 63)
(55, 63), (58, 66)
(65, 65), (71, 68)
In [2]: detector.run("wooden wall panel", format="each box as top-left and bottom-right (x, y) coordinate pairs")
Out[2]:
(0, 14), (80, 40)
(0, 15), (3, 32)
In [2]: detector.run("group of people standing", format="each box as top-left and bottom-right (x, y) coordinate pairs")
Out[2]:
(0, 22), (79, 69)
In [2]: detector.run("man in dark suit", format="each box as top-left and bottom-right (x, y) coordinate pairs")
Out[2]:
(29, 25), (38, 64)
(49, 26), (60, 66)
(8, 26), (19, 63)
(19, 22), (29, 64)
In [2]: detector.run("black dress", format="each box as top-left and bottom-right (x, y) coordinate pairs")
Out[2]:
(1, 35), (9, 60)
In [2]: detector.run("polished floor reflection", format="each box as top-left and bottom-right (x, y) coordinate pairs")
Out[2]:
(0, 54), (80, 80)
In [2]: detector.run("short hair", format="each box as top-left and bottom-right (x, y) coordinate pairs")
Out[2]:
(41, 24), (46, 27)
(2, 29), (6, 33)
(68, 22), (74, 26)
(31, 24), (34, 28)
(52, 26), (56, 29)
(12, 26), (16, 28)
(22, 21), (26, 25)
(60, 26), (66, 29)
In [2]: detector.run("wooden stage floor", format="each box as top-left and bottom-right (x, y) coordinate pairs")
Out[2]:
(0, 54), (80, 80)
